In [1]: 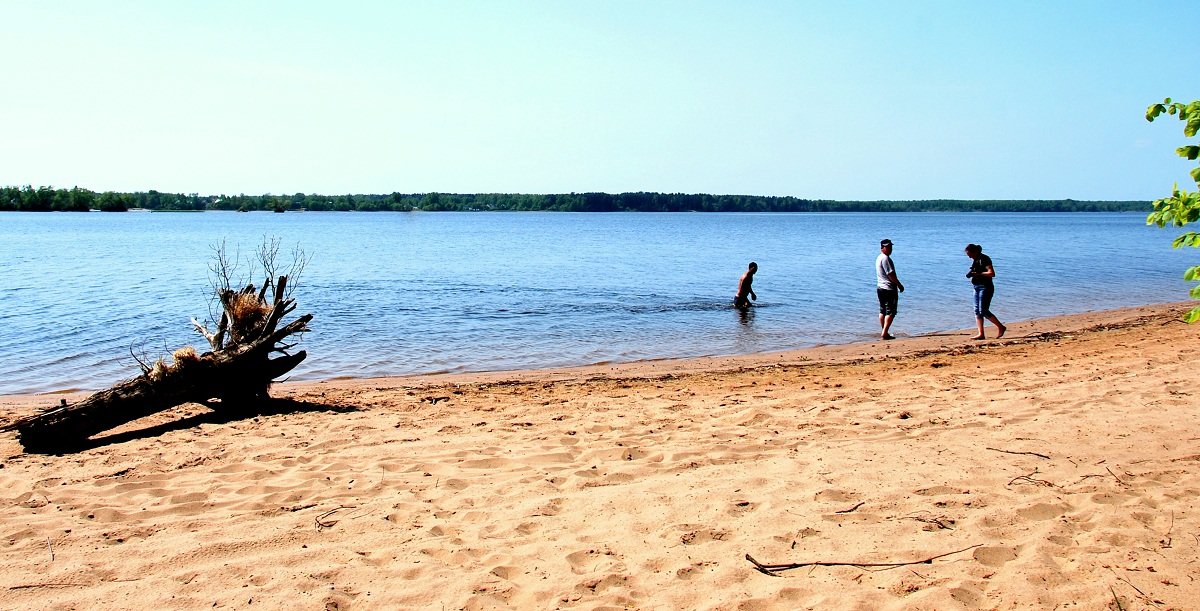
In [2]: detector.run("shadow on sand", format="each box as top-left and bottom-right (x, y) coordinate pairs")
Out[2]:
(20, 398), (361, 455)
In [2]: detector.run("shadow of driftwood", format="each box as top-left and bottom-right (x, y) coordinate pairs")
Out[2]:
(21, 398), (361, 455)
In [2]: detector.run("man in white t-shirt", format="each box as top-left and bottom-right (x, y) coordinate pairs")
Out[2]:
(875, 239), (905, 340)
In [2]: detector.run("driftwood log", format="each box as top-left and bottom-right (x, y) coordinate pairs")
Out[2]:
(2, 274), (311, 451)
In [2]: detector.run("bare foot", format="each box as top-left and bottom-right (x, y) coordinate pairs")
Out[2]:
(970, 335), (985, 340)
(881, 334), (896, 341)
(996, 324), (1006, 338)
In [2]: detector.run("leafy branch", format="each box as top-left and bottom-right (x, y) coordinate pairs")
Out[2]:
(1146, 97), (1200, 323)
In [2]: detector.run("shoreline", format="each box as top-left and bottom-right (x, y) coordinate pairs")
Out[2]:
(338, 300), (1187, 388)
(1, 300), (1197, 608)
(1, 301), (1189, 408)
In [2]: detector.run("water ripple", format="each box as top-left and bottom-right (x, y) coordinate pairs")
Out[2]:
(0, 210), (1186, 394)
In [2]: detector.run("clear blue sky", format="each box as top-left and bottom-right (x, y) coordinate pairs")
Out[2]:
(2, 1), (1195, 200)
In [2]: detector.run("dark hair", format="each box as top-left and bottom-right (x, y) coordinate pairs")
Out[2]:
(965, 243), (982, 256)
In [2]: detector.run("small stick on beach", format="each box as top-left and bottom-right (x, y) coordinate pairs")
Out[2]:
(1115, 576), (1163, 609)
(1111, 586), (1126, 611)
(1007, 468), (1056, 488)
(902, 512), (955, 530)
(315, 505), (357, 530)
(745, 543), (983, 576)
(1160, 512), (1174, 549)
(986, 447), (1050, 460)
(9, 582), (89, 591)
(835, 502), (865, 514)
(1106, 466), (1128, 486)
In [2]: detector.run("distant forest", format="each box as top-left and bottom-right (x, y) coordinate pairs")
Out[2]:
(0, 186), (1149, 213)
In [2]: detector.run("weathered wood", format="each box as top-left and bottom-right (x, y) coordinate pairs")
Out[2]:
(2, 273), (312, 452)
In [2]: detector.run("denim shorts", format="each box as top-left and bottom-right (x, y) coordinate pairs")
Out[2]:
(973, 283), (995, 318)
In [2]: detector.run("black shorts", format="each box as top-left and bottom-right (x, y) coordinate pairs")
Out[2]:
(877, 288), (899, 316)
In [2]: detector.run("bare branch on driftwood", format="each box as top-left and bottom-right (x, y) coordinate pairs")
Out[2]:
(745, 544), (983, 576)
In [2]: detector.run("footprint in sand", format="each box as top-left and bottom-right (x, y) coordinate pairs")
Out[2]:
(676, 528), (730, 545)
(1015, 502), (1070, 521)
(523, 451), (576, 465)
(565, 547), (618, 575)
(972, 546), (1018, 567)
(1089, 492), (1133, 505)
(914, 485), (968, 496)
(727, 500), (757, 516)
(80, 507), (131, 523)
(674, 561), (716, 580)
(13, 491), (50, 508)
(950, 582), (988, 607)
(514, 521), (540, 535)
(813, 488), (856, 503)
(532, 498), (564, 517)
(460, 457), (515, 469)
(490, 564), (520, 580)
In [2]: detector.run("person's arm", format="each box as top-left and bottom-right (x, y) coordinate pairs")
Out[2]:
(888, 270), (904, 292)
(750, 287), (757, 301)
(967, 263), (995, 279)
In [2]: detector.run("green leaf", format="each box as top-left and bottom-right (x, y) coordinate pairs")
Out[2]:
(1174, 233), (1200, 249)
(1185, 307), (1200, 324)
(1185, 265), (1200, 281)
(1191, 166), (1200, 185)
(1180, 145), (1200, 161)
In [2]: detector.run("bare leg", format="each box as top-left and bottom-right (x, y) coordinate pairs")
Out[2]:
(880, 314), (896, 340)
(988, 315), (1006, 338)
(971, 316), (985, 340)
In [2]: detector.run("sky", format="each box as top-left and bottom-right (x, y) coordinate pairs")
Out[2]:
(2, 1), (1196, 200)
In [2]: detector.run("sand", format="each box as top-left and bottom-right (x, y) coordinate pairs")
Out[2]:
(1, 303), (1197, 610)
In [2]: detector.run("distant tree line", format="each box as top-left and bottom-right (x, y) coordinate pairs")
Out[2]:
(0, 185), (1149, 213)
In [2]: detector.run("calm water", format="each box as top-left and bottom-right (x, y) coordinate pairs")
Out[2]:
(0, 211), (1189, 395)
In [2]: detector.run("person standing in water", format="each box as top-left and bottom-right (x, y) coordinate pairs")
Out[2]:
(964, 243), (1006, 340)
(734, 261), (758, 309)
(875, 239), (904, 340)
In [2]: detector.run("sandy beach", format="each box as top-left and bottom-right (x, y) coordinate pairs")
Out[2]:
(1, 302), (1197, 610)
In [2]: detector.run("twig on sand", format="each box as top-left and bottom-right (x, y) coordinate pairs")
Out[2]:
(902, 512), (955, 530)
(46, 538), (53, 562)
(1160, 512), (1174, 549)
(745, 543), (982, 576)
(986, 447), (1050, 460)
(315, 505), (357, 530)
(835, 502), (865, 514)
(9, 582), (89, 590)
(1113, 573), (1164, 609)
(1106, 466), (1129, 486)
(1008, 468), (1056, 488)
(1111, 586), (1126, 611)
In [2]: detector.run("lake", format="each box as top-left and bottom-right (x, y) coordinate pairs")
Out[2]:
(0, 210), (1189, 395)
